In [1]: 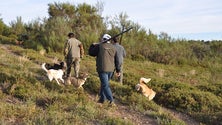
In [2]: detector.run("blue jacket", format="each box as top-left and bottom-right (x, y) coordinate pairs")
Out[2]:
(113, 43), (126, 67)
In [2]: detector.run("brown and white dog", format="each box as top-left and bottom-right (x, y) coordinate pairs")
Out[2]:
(41, 62), (66, 85)
(135, 77), (156, 101)
(65, 73), (89, 88)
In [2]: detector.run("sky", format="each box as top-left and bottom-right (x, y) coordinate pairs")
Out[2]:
(0, 0), (222, 41)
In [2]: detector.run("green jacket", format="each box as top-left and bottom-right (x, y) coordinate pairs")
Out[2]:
(64, 38), (84, 59)
(88, 42), (120, 73)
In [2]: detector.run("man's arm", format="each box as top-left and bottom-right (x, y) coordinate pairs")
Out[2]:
(114, 51), (121, 73)
(64, 41), (69, 58)
(88, 43), (99, 57)
(79, 44), (84, 58)
(123, 47), (126, 58)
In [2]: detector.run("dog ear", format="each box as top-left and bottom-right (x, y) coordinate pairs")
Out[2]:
(60, 62), (65, 67)
(135, 84), (141, 91)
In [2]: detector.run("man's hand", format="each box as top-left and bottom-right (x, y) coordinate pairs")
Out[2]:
(116, 72), (121, 77)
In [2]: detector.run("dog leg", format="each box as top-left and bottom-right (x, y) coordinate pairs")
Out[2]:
(60, 78), (64, 83)
(55, 79), (61, 85)
(48, 76), (53, 81)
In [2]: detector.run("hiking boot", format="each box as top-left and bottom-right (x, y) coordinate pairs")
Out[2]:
(109, 101), (116, 107)
(97, 99), (104, 104)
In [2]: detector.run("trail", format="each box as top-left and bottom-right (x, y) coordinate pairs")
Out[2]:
(87, 93), (158, 125)
(87, 93), (199, 125)
(162, 108), (199, 125)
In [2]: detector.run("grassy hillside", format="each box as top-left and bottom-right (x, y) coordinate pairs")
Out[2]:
(0, 44), (221, 125)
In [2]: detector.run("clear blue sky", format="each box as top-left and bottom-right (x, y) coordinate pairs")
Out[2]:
(0, 0), (222, 41)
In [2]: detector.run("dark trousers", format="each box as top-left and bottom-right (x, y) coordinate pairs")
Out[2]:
(66, 57), (80, 77)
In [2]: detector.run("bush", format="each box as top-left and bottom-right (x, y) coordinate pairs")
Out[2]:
(197, 83), (222, 98)
(0, 35), (16, 44)
(103, 117), (134, 125)
(130, 54), (146, 61)
(192, 112), (222, 125)
(155, 82), (222, 114)
(84, 75), (100, 93)
(0, 72), (17, 94)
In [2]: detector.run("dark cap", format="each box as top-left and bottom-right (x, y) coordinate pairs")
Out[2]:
(68, 32), (74, 37)
(113, 37), (118, 43)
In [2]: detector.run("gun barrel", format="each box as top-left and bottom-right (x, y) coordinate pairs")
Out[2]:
(102, 27), (133, 43)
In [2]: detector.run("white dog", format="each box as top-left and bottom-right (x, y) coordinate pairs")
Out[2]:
(42, 63), (65, 85)
(135, 77), (156, 101)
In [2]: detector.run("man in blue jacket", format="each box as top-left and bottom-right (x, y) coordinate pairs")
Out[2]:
(112, 37), (126, 84)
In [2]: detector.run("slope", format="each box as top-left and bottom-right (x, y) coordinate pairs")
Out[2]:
(0, 44), (201, 125)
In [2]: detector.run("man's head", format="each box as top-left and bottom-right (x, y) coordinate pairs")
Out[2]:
(112, 37), (118, 43)
(68, 32), (74, 38)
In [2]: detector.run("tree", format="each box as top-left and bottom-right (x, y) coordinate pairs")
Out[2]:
(45, 2), (106, 52)
(0, 17), (4, 35)
(48, 2), (76, 21)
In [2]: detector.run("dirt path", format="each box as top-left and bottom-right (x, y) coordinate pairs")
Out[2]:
(87, 93), (158, 125)
(162, 108), (199, 125)
(87, 91), (199, 125)
(111, 102), (158, 125)
(1, 44), (17, 55)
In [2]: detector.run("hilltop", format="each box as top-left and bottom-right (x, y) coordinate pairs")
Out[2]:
(0, 44), (221, 125)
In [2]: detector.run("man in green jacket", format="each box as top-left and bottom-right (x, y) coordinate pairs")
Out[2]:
(88, 34), (120, 105)
(64, 32), (84, 78)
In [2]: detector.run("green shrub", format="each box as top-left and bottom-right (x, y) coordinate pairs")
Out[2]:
(126, 93), (159, 112)
(197, 83), (222, 98)
(112, 83), (134, 99)
(0, 73), (17, 94)
(191, 91), (222, 112)
(84, 75), (100, 93)
(155, 82), (222, 114)
(192, 112), (222, 125)
(155, 112), (186, 125)
(103, 117), (134, 125)
(11, 84), (29, 100)
(131, 54), (146, 61)
(0, 35), (16, 44)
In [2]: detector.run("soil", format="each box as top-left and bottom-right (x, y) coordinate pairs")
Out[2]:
(87, 92), (199, 125)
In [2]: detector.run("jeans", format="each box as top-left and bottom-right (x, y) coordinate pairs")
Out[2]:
(98, 72), (113, 103)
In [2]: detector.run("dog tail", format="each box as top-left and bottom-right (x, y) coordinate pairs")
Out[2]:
(140, 77), (151, 84)
(41, 63), (48, 72)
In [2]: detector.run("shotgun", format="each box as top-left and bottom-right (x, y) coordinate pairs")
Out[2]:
(102, 27), (133, 43)
(89, 27), (133, 57)
(119, 25), (125, 45)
